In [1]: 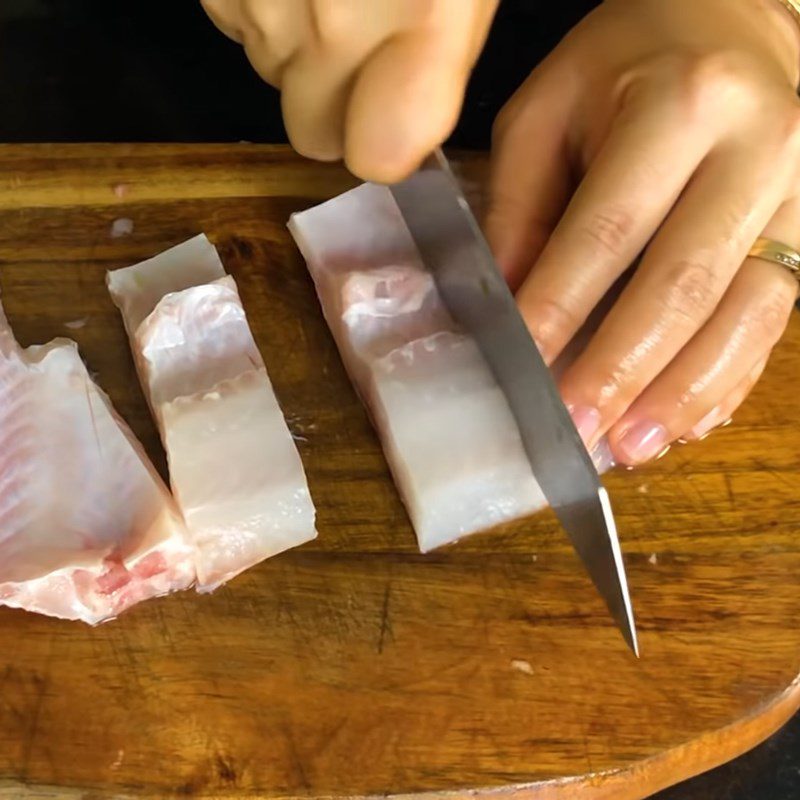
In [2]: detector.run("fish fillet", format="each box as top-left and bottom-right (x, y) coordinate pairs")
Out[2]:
(0, 301), (193, 624)
(107, 235), (316, 589)
(289, 183), (613, 552)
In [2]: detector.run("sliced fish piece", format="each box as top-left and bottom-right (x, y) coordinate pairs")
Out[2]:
(289, 183), (613, 552)
(0, 302), (193, 624)
(108, 235), (316, 589)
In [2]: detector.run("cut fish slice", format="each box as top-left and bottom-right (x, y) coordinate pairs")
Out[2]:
(0, 300), (193, 624)
(289, 183), (613, 552)
(108, 235), (316, 589)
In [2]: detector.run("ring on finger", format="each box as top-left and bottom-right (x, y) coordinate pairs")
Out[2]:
(748, 237), (800, 286)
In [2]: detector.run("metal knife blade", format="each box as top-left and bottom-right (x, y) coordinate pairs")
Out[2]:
(389, 148), (639, 656)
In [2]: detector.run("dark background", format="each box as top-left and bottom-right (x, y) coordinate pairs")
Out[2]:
(0, 1), (797, 797)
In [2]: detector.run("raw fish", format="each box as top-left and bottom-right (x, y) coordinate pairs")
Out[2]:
(0, 301), (193, 624)
(289, 183), (612, 552)
(108, 235), (316, 589)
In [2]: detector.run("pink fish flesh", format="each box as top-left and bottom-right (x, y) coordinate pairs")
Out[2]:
(289, 183), (613, 552)
(0, 301), (193, 623)
(107, 235), (316, 589)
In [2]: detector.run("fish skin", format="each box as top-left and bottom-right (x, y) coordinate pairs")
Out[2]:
(0, 305), (193, 624)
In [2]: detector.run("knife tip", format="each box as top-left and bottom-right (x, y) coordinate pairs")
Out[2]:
(625, 622), (640, 659)
(595, 487), (640, 658)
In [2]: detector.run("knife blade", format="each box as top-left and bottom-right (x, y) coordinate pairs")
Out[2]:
(389, 148), (638, 656)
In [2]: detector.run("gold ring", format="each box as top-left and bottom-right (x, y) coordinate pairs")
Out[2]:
(774, 0), (800, 29)
(748, 237), (800, 283)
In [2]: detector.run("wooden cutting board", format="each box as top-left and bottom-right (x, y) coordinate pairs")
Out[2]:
(0, 144), (798, 800)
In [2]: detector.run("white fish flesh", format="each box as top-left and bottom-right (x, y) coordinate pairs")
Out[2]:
(107, 235), (316, 589)
(0, 301), (193, 624)
(289, 183), (613, 552)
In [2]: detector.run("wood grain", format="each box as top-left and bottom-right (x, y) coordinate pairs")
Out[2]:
(0, 144), (797, 800)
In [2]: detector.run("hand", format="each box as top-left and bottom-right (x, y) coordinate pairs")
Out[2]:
(201, 0), (497, 182)
(485, 0), (800, 465)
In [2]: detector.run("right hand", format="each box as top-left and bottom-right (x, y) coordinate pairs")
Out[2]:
(201, 0), (498, 182)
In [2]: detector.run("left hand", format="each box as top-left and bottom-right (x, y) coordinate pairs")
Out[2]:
(485, 0), (800, 465)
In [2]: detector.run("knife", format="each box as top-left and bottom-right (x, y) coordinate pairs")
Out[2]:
(389, 148), (639, 656)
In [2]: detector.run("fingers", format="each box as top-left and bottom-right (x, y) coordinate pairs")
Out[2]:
(559, 145), (790, 447)
(608, 259), (795, 463)
(345, 1), (497, 182)
(279, 4), (415, 161)
(207, 0), (307, 78)
(279, 31), (376, 161)
(683, 355), (768, 441)
(201, 1), (498, 179)
(604, 198), (800, 464)
(238, 2), (373, 162)
(509, 81), (717, 361)
(344, 36), (468, 181)
(483, 59), (575, 291)
(200, 0), (245, 44)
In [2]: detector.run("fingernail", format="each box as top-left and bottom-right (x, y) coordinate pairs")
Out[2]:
(688, 407), (722, 441)
(568, 404), (601, 447)
(617, 421), (669, 465)
(531, 331), (552, 364)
